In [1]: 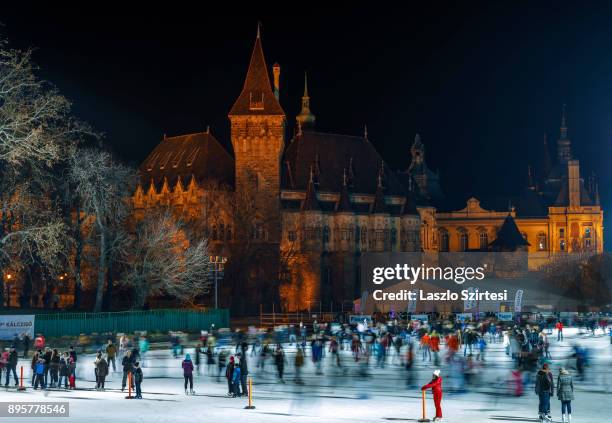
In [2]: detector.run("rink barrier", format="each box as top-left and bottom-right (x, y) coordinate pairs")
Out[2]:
(29, 308), (230, 337)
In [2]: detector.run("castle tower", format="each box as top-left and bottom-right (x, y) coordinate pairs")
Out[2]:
(228, 26), (286, 244)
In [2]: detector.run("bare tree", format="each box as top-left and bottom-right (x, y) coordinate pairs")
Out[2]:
(69, 148), (137, 311)
(120, 211), (211, 309)
(0, 39), (88, 307)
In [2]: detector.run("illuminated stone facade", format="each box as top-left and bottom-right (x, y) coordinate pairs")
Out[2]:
(134, 31), (603, 312)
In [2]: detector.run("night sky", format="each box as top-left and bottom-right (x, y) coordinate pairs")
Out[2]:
(1, 5), (611, 217)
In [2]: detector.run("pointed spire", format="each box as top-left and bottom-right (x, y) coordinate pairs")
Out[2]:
(364, 124), (368, 140)
(337, 167), (353, 213)
(302, 165), (320, 211)
(527, 165), (535, 190)
(256, 21), (261, 39)
(490, 214), (530, 251)
(296, 71), (316, 130)
(229, 25), (284, 116)
(372, 162), (387, 214)
(557, 104), (571, 163)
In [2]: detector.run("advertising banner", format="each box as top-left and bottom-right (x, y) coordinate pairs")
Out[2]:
(0, 315), (35, 340)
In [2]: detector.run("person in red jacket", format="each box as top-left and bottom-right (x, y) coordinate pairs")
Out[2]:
(421, 369), (443, 421)
(555, 321), (564, 342)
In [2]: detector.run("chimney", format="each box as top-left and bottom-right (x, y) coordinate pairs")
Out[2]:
(272, 63), (280, 100)
(568, 160), (580, 207)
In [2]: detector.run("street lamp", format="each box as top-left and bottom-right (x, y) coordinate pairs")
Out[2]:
(209, 256), (227, 309)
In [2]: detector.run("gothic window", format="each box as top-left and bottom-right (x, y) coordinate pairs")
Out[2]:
(376, 230), (384, 242)
(341, 226), (350, 241)
(537, 233), (547, 251)
(584, 227), (592, 249)
(479, 231), (488, 250)
(323, 226), (330, 244)
(439, 231), (449, 252)
(460, 232), (469, 251)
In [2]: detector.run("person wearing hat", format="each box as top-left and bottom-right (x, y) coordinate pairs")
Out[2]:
(557, 368), (574, 422)
(421, 369), (443, 421)
(225, 356), (235, 396)
(182, 353), (194, 395)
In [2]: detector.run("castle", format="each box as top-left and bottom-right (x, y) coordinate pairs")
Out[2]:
(134, 28), (604, 314)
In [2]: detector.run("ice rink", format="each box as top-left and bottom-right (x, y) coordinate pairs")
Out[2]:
(1, 328), (610, 422)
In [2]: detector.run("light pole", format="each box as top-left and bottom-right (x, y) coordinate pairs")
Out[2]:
(209, 256), (227, 309)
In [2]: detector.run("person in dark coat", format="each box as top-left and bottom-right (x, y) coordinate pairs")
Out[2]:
(4, 347), (18, 387)
(237, 352), (248, 396)
(96, 356), (109, 390)
(22, 335), (30, 358)
(274, 345), (285, 382)
(133, 362), (143, 399)
(43, 348), (52, 386)
(182, 354), (194, 394)
(59, 353), (69, 389)
(557, 368), (574, 422)
(225, 356), (235, 396)
(121, 350), (135, 391)
(49, 349), (60, 388)
(535, 363), (554, 422)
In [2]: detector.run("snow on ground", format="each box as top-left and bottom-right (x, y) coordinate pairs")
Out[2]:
(0, 327), (611, 422)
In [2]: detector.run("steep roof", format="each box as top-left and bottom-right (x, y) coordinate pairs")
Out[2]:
(282, 131), (406, 196)
(139, 132), (234, 190)
(490, 214), (530, 251)
(228, 32), (285, 117)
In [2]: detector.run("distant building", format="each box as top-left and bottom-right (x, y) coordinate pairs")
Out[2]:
(134, 29), (603, 313)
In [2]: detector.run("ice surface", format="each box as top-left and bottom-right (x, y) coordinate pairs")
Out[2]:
(0, 327), (610, 422)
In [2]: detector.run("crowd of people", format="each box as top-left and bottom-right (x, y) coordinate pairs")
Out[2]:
(0, 312), (610, 422)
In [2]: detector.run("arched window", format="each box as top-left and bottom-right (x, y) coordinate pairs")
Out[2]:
(479, 231), (488, 250)
(323, 226), (330, 243)
(439, 231), (449, 252)
(537, 232), (547, 251)
(460, 232), (469, 251)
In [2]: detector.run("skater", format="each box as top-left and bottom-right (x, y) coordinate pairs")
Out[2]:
(421, 369), (443, 421)
(96, 354), (109, 390)
(4, 347), (18, 387)
(535, 363), (554, 422)
(556, 321), (564, 342)
(274, 345), (285, 382)
(182, 353), (195, 395)
(557, 368), (574, 423)
(237, 352), (249, 396)
(33, 358), (45, 390)
(68, 346), (78, 378)
(133, 362), (143, 399)
(59, 353), (69, 389)
(49, 349), (60, 387)
(294, 347), (305, 384)
(194, 343), (202, 375)
(217, 350), (226, 382)
(121, 350), (135, 391)
(105, 339), (117, 372)
(225, 356), (235, 396)
(232, 358), (241, 397)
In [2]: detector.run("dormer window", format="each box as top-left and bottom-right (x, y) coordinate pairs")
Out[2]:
(249, 92), (264, 110)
